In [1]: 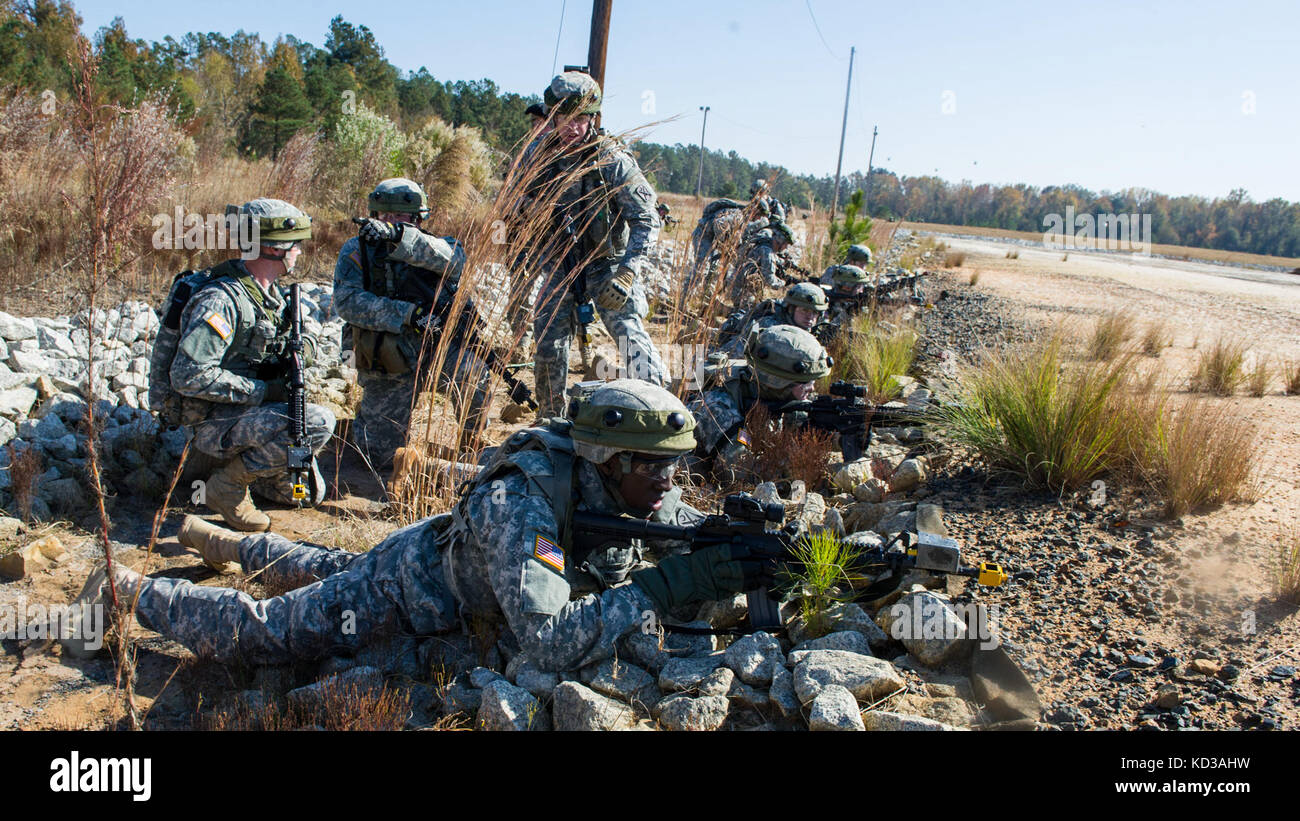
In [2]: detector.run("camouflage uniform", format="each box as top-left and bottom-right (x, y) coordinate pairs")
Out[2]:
(727, 228), (792, 310)
(333, 228), (490, 467)
(171, 261), (335, 497)
(714, 302), (799, 358)
(521, 134), (667, 417)
(126, 382), (716, 672)
(688, 201), (767, 295)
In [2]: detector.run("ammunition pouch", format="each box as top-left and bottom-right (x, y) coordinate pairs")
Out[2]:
(352, 326), (411, 376)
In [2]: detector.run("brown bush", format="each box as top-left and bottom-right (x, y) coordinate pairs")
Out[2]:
(744, 403), (838, 489)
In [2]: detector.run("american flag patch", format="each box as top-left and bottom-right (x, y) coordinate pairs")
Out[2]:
(204, 312), (233, 340)
(736, 428), (751, 449)
(533, 533), (564, 573)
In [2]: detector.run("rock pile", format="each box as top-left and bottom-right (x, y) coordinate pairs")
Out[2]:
(0, 283), (347, 520)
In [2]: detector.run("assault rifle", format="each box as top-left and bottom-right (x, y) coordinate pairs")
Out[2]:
(285, 283), (315, 503)
(769, 380), (927, 462)
(571, 492), (1007, 631)
(351, 219), (536, 411)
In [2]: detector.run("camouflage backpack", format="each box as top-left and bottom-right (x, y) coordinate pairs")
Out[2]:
(715, 299), (780, 350)
(147, 260), (251, 425)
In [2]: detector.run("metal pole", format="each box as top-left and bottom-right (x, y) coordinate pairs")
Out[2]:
(829, 45), (855, 220)
(695, 105), (710, 198)
(587, 0), (612, 89)
(865, 125), (878, 213)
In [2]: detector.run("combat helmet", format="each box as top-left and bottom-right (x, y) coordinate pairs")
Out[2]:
(845, 244), (873, 267)
(783, 282), (829, 313)
(228, 198), (311, 250)
(750, 179), (770, 198)
(829, 263), (871, 286)
(369, 178), (430, 219)
(744, 324), (832, 390)
(769, 220), (796, 245)
(544, 71), (602, 115)
(567, 379), (696, 465)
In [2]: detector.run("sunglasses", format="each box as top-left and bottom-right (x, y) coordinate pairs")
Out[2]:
(627, 456), (682, 480)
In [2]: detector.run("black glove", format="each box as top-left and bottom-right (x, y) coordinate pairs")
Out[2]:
(406, 303), (441, 333)
(263, 377), (289, 403)
(631, 543), (776, 612)
(359, 218), (404, 244)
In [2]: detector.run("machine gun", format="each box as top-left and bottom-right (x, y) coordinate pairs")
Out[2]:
(285, 283), (315, 503)
(769, 380), (927, 462)
(571, 492), (1006, 631)
(351, 219), (536, 411)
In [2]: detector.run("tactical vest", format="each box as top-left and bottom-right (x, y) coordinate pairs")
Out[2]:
(542, 138), (625, 263)
(149, 260), (289, 424)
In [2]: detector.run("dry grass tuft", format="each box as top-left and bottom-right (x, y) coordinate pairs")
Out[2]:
(1005, 249), (1019, 259)
(1275, 526), (1300, 605)
(205, 681), (412, 731)
(744, 403), (838, 489)
(1246, 356), (1270, 397)
(5, 442), (44, 522)
(1189, 336), (1248, 396)
(943, 250), (967, 268)
(968, 270), (981, 286)
(1283, 358), (1300, 395)
(1087, 308), (1134, 361)
(1140, 319), (1172, 357)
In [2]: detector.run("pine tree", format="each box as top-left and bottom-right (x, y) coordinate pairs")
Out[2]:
(246, 65), (311, 160)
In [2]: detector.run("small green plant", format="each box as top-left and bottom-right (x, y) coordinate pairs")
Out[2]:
(826, 189), (873, 267)
(1246, 356), (1269, 397)
(1140, 320), (1172, 357)
(786, 530), (863, 638)
(1088, 308), (1134, 361)
(1190, 336), (1247, 396)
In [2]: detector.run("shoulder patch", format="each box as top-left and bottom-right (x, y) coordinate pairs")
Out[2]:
(204, 312), (233, 340)
(533, 532), (565, 573)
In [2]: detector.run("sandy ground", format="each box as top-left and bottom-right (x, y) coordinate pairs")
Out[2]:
(944, 236), (1300, 662)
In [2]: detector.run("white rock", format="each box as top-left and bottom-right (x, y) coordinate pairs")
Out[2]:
(793, 650), (905, 704)
(876, 590), (970, 667)
(808, 685), (865, 731)
(477, 679), (548, 731)
(861, 710), (962, 731)
(889, 458), (927, 492)
(9, 349), (53, 374)
(0, 311), (36, 341)
(655, 694), (729, 731)
(0, 386), (38, 418)
(552, 681), (638, 731)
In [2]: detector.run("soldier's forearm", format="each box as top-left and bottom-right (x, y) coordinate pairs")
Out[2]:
(333, 282), (415, 335)
(521, 583), (658, 673)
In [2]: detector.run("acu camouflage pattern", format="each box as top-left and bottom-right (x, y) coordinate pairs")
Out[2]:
(169, 266), (335, 480)
(688, 201), (768, 294)
(131, 428), (705, 673)
(714, 301), (799, 358)
(727, 229), (793, 310)
(332, 230), (489, 466)
(520, 134), (667, 416)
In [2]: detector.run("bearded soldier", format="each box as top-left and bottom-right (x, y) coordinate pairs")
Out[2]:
(518, 71), (667, 418)
(158, 198), (336, 531)
(688, 325), (832, 483)
(334, 178), (491, 468)
(64, 381), (774, 672)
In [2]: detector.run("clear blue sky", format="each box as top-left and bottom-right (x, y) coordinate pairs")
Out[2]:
(73, 0), (1298, 202)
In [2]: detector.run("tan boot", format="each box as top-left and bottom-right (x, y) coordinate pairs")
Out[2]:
(205, 459), (271, 532)
(178, 514), (245, 572)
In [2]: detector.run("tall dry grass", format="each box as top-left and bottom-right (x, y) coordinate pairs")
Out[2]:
(827, 312), (919, 403)
(1140, 319), (1172, 357)
(1087, 308), (1134, 361)
(1283, 358), (1300, 395)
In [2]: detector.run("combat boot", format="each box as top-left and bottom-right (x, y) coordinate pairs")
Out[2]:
(205, 459), (271, 532)
(60, 562), (142, 659)
(177, 515), (244, 572)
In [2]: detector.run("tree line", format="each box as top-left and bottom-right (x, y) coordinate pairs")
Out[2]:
(3, 1), (1297, 258)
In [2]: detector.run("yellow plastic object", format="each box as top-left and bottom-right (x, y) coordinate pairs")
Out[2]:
(977, 562), (1007, 587)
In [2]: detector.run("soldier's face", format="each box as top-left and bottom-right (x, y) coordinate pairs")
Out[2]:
(555, 113), (593, 146)
(791, 307), (818, 329)
(605, 453), (677, 514)
(791, 381), (815, 400)
(378, 212), (419, 226)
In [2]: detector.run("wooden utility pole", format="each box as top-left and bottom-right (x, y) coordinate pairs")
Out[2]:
(865, 125), (878, 212)
(695, 106), (710, 198)
(829, 45), (855, 220)
(587, 0), (613, 89)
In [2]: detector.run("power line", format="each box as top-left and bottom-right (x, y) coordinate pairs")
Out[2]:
(805, 0), (840, 61)
(551, 0), (566, 77)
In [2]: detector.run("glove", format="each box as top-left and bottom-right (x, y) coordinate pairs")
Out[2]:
(406, 304), (441, 333)
(595, 266), (637, 312)
(631, 543), (776, 613)
(263, 377), (289, 403)
(359, 218), (404, 244)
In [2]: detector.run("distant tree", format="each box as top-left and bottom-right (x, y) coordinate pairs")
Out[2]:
(244, 65), (310, 160)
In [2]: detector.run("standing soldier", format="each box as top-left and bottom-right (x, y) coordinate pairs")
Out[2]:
(334, 178), (491, 470)
(518, 71), (668, 417)
(159, 198), (336, 531)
